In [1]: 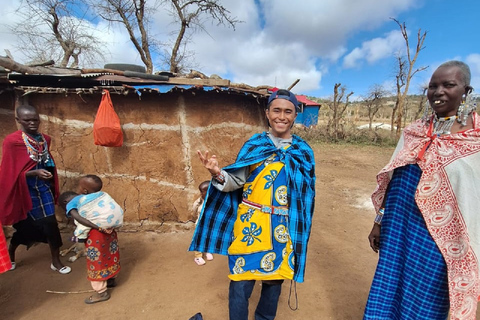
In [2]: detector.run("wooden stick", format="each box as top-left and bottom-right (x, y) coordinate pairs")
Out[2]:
(46, 289), (95, 294)
(287, 79), (300, 91)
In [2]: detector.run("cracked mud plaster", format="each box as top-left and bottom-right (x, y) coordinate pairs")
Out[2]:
(0, 92), (266, 228)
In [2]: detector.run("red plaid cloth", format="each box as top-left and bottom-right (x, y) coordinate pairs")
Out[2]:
(0, 222), (12, 273)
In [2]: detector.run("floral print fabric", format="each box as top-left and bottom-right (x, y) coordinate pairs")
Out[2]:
(228, 151), (294, 281)
(86, 229), (120, 281)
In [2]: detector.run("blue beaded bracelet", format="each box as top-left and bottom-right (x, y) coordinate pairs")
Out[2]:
(374, 208), (385, 225)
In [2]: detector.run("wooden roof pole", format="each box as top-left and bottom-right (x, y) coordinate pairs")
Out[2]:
(287, 79), (300, 91)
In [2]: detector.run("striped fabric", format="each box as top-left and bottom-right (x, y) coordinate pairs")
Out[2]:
(26, 168), (56, 220)
(0, 221), (12, 273)
(364, 164), (450, 320)
(189, 132), (316, 283)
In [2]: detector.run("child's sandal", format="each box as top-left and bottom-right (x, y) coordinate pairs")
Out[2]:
(194, 257), (206, 266)
(85, 291), (110, 304)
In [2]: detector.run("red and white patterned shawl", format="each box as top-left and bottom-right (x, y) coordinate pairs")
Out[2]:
(372, 112), (480, 320)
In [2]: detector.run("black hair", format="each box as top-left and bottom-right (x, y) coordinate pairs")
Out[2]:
(58, 191), (78, 205)
(15, 104), (38, 117)
(83, 174), (103, 192)
(199, 180), (210, 191)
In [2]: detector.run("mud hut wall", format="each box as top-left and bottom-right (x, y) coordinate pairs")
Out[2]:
(0, 90), (267, 227)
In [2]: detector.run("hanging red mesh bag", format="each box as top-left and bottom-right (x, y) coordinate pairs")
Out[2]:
(93, 90), (123, 147)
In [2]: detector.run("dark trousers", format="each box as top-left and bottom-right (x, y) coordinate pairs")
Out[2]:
(229, 280), (283, 320)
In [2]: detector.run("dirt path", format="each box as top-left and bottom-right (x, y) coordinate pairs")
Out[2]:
(1, 143), (475, 319)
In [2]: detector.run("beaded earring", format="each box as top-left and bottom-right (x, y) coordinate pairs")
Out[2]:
(456, 96), (466, 125)
(457, 94), (477, 126)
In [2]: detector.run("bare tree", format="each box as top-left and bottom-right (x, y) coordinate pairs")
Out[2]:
(327, 83), (353, 140)
(413, 87), (428, 120)
(11, 0), (105, 68)
(363, 84), (388, 130)
(391, 18), (428, 137)
(390, 55), (404, 133)
(91, 0), (239, 74)
(91, 0), (159, 73)
(162, 0), (240, 73)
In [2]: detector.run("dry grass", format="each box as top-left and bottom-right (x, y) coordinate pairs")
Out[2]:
(293, 121), (398, 146)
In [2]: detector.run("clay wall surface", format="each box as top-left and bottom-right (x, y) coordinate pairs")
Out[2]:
(0, 90), (267, 230)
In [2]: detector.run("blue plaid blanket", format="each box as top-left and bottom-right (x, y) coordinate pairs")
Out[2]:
(363, 164), (450, 319)
(189, 132), (316, 283)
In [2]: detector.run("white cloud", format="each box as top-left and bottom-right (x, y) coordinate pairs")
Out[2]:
(186, 0), (418, 93)
(89, 20), (145, 68)
(466, 54), (480, 91)
(0, 0), (29, 61)
(343, 30), (405, 69)
(0, 0), (421, 95)
(0, 1), (141, 68)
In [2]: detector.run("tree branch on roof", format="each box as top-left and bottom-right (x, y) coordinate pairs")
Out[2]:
(0, 56), (80, 75)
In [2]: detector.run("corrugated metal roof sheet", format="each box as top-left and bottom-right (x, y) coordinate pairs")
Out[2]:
(2, 68), (275, 101)
(296, 95), (321, 106)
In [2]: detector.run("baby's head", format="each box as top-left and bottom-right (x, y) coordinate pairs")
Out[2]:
(78, 174), (103, 195)
(58, 191), (79, 212)
(199, 180), (209, 200)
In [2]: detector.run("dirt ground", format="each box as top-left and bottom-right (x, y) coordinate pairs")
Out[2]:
(1, 143), (475, 320)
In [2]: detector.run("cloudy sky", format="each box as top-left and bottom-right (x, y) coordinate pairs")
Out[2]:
(0, 0), (479, 98)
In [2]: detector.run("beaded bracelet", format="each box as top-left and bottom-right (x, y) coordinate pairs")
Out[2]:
(374, 208), (385, 225)
(98, 227), (113, 234)
(212, 172), (225, 184)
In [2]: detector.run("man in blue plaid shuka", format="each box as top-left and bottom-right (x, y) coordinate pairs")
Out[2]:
(190, 89), (316, 320)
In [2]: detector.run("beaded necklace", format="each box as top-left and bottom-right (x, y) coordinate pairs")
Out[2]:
(22, 132), (50, 164)
(432, 115), (458, 135)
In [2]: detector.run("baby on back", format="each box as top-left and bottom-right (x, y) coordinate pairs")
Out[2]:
(59, 175), (123, 241)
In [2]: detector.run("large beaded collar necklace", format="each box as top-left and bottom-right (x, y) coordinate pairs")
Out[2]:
(22, 132), (50, 164)
(432, 115), (459, 135)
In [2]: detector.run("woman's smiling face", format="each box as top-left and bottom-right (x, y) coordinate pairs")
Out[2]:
(427, 66), (469, 117)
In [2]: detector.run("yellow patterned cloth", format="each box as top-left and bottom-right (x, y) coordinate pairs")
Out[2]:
(228, 152), (294, 281)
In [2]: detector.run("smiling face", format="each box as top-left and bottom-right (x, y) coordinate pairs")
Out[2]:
(427, 65), (469, 117)
(265, 99), (297, 139)
(16, 108), (40, 135)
